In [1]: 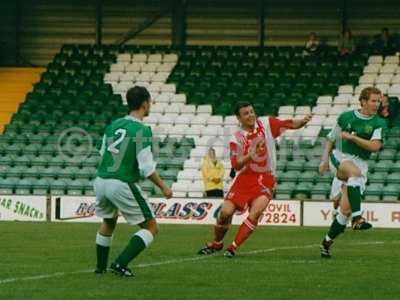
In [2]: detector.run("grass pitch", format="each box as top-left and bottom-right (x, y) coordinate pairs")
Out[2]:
(0, 222), (399, 300)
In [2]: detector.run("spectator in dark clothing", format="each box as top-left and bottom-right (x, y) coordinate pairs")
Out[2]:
(378, 94), (399, 128)
(372, 28), (397, 56)
(338, 29), (356, 56)
(303, 32), (321, 56)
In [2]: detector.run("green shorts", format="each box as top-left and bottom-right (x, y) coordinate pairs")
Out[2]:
(93, 177), (155, 225)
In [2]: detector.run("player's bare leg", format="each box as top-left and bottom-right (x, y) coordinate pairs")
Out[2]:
(95, 217), (117, 274)
(224, 195), (271, 258)
(111, 218), (159, 277)
(198, 200), (236, 255)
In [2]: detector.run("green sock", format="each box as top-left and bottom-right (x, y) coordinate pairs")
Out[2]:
(348, 186), (361, 214)
(115, 229), (153, 267)
(96, 233), (112, 271)
(96, 244), (110, 270)
(327, 218), (346, 240)
(115, 236), (146, 267)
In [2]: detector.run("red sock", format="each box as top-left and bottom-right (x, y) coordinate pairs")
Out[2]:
(230, 217), (258, 250)
(213, 224), (229, 243)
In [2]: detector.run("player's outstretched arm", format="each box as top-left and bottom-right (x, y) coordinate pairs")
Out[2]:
(290, 114), (312, 129)
(148, 172), (173, 199)
(341, 132), (382, 153)
(319, 140), (334, 176)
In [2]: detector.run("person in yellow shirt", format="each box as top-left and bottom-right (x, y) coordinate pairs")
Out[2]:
(201, 148), (225, 197)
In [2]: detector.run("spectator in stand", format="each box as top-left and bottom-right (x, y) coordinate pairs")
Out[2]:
(303, 32), (321, 56)
(202, 148), (225, 198)
(338, 28), (356, 56)
(378, 94), (399, 128)
(372, 28), (397, 56)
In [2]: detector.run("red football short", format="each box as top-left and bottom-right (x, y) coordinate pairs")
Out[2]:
(225, 173), (275, 211)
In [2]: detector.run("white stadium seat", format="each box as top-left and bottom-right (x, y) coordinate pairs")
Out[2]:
(375, 84), (389, 94)
(363, 64), (381, 74)
(380, 64), (397, 74)
(148, 54), (163, 63)
(224, 115), (238, 126)
(152, 72), (170, 83)
(391, 74), (400, 84)
(187, 181), (204, 198)
(157, 63), (175, 72)
(190, 115), (207, 126)
(368, 56), (383, 64)
(338, 85), (354, 95)
(312, 105), (329, 116)
(175, 114), (191, 125)
(142, 63), (159, 72)
(125, 63), (142, 72)
(172, 94), (187, 104)
(117, 53), (131, 62)
(384, 56), (399, 64)
(278, 106), (295, 115)
(207, 115), (224, 126)
(375, 74), (393, 84)
(163, 54), (178, 63)
(132, 54), (147, 62)
(316, 96), (333, 105)
(171, 182), (188, 197)
(161, 84), (176, 93)
(110, 64), (125, 72)
(359, 74), (376, 85)
(184, 159), (201, 170)
(197, 105), (212, 115)
(295, 106), (311, 115)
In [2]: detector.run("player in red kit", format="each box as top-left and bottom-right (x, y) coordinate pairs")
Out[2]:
(198, 102), (311, 257)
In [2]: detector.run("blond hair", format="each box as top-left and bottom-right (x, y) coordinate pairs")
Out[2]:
(359, 87), (381, 102)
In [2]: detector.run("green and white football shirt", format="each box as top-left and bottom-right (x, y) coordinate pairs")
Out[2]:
(97, 115), (156, 183)
(327, 110), (387, 160)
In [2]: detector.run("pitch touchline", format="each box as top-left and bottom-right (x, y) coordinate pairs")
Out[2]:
(0, 240), (392, 285)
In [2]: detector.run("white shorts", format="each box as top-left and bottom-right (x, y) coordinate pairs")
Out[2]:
(328, 149), (368, 198)
(93, 177), (155, 225)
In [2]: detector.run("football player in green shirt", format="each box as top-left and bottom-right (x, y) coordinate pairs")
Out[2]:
(319, 87), (387, 258)
(94, 86), (172, 276)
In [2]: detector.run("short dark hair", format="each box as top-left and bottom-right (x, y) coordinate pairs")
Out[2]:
(126, 86), (150, 112)
(234, 101), (252, 116)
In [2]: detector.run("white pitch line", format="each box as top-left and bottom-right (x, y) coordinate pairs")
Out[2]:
(0, 240), (392, 285)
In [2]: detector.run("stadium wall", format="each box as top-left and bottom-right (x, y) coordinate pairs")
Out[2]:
(4, 0), (400, 66)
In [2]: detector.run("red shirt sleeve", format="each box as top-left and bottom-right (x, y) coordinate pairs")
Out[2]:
(268, 117), (293, 138)
(229, 142), (239, 170)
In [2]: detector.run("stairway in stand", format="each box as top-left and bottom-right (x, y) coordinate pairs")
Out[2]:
(0, 67), (45, 133)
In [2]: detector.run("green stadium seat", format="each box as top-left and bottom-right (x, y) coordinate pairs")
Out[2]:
(15, 178), (33, 195)
(378, 149), (396, 161)
(279, 171), (301, 183)
(364, 183), (383, 201)
(0, 177), (17, 194)
(391, 161), (400, 172)
(303, 158), (320, 171)
(50, 179), (67, 195)
(32, 178), (50, 195)
(275, 182), (296, 199)
(301, 171), (317, 183)
(374, 160), (392, 172)
(311, 183), (330, 200)
(368, 172), (387, 184)
(293, 182), (312, 200)
(382, 185), (399, 201)
(286, 160), (305, 172)
(387, 172), (400, 184)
